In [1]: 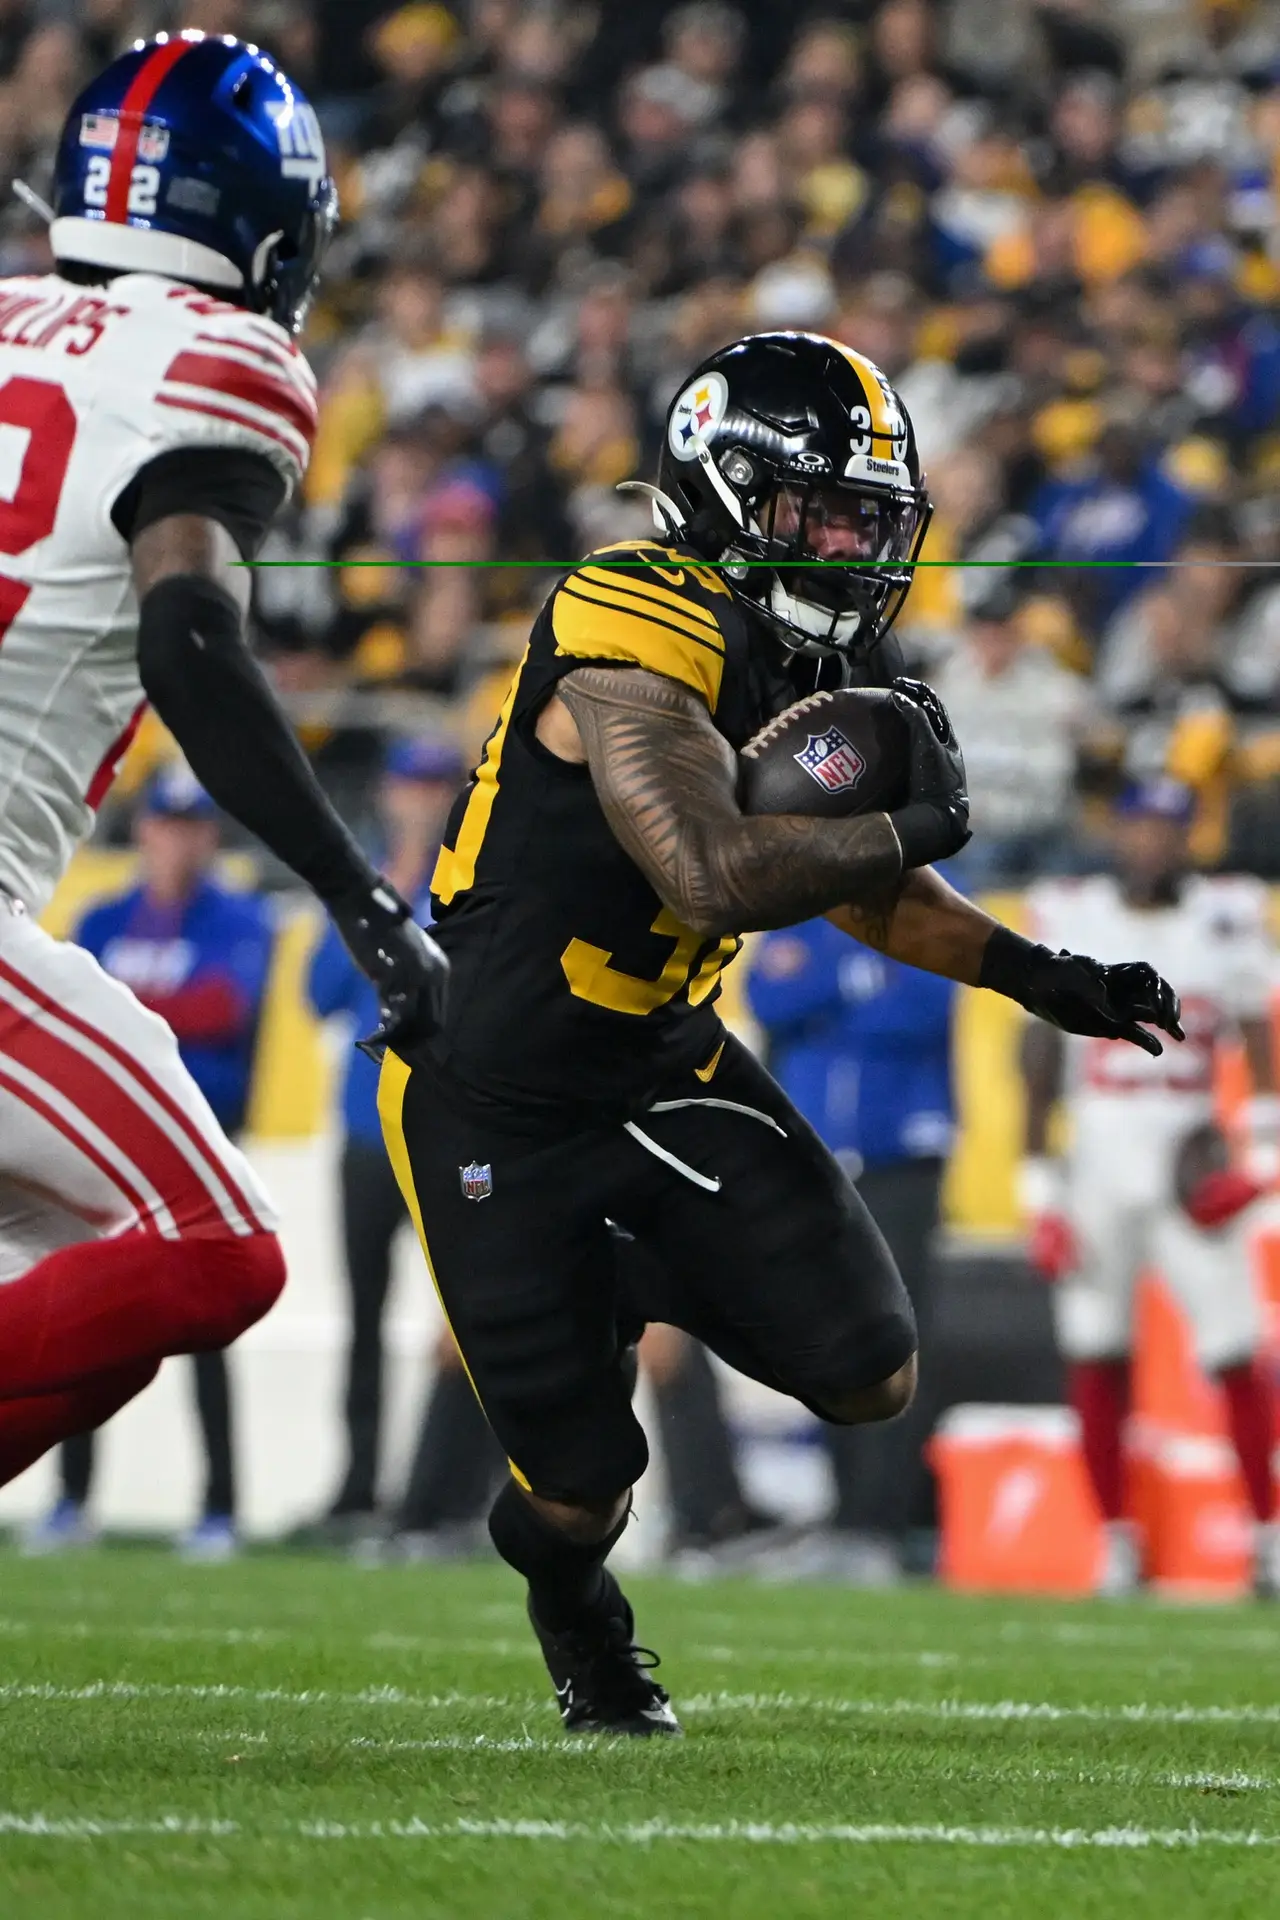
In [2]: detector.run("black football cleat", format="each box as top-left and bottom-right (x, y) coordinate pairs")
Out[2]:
(528, 1578), (682, 1737)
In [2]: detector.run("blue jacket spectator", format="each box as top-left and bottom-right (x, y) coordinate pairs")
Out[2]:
(304, 735), (465, 1528)
(309, 874), (435, 1143)
(75, 768), (272, 1136)
(1029, 425), (1193, 631)
(307, 736), (461, 1143)
(747, 919), (956, 1172)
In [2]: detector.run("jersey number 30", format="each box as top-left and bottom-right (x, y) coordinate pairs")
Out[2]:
(562, 910), (738, 1016)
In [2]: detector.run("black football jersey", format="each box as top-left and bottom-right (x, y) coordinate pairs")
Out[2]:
(427, 540), (904, 1121)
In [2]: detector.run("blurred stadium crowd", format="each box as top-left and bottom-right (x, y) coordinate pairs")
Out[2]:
(0, 0), (1276, 875)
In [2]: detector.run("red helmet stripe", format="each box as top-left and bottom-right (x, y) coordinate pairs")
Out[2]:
(104, 36), (196, 224)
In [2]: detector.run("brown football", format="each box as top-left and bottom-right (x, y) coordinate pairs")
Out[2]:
(739, 687), (911, 818)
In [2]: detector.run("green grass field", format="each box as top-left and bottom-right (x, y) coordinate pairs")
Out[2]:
(1, 1546), (1278, 1918)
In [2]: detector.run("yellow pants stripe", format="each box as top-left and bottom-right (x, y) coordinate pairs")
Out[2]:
(376, 1049), (532, 1492)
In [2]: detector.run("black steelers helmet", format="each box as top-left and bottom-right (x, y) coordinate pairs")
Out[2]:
(652, 331), (931, 657)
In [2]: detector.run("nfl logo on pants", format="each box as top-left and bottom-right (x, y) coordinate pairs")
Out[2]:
(459, 1161), (493, 1201)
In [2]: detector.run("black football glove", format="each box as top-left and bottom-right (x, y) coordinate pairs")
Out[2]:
(886, 676), (972, 868)
(980, 929), (1184, 1057)
(328, 879), (450, 1061)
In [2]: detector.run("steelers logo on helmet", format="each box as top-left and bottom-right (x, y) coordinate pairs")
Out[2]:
(668, 370), (729, 462)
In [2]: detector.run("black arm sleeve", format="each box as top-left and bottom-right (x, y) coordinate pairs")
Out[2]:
(136, 573), (378, 905)
(113, 447), (287, 560)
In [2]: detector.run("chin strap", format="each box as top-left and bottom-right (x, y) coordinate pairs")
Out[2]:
(615, 481), (687, 541)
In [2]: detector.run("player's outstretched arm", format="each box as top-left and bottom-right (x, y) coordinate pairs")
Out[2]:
(130, 513), (447, 1050)
(557, 664), (915, 938)
(831, 868), (1184, 1057)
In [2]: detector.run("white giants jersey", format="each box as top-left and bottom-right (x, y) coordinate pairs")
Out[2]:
(1027, 873), (1275, 1181)
(0, 270), (315, 913)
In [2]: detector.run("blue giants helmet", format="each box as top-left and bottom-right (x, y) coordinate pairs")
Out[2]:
(49, 32), (337, 335)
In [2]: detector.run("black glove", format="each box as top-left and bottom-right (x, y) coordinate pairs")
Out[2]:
(980, 928), (1184, 1057)
(887, 676), (971, 868)
(328, 879), (450, 1060)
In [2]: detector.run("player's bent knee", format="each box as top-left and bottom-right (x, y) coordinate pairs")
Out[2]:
(816, 1351), (918, 1426)
(172, 1231), (287, 1351)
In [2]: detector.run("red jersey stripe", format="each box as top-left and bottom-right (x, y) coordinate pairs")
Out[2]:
(0, 979), (216, 1234)
(0, 1058), (157, 1235)
(155, 392), (308, 465)
(105, 37), (195, 225)
(0, 953), (267, 1233)
(86, 698), (147, 811)
(194, 331), (307, 382)
(163, 350), (317, 441)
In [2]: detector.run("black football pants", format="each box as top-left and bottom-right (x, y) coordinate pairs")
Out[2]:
(379, 1036), (916, 1504)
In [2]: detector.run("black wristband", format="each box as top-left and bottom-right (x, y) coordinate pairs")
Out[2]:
(977, 924), (1045, 1005)
(137, 573), (377, 904)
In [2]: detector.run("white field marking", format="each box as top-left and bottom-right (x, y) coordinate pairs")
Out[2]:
(0, 1617), (972, 1670)
(0, 1619), (536, 1658)
(3, 1813), (1280, 1850)
(8, 1678), (1280, 1728)
(0, 1681), (516, 1710)
(679, 1693), (1280, 1725)
(0, 1815), (240, 1840)
(0, 1618), (285, 1647)
(999, 1621), (1280, 1654)
(187, 1726), (1280, 1790)
(346, 1735), (593, 1756)
(363, 1634), (534, 1658)
(200, 1728), (630, 1757)
(0, 1617), (1226, 1671)
(294, 1819), (1280, 1848)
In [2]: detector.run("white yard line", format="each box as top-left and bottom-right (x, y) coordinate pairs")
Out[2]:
(0, 1681), (516, 1709)
(681, 1693), (1280, 1723)
(192, 1731), (1279, 1788)
(2, 1812), (1280, 1849)
(5, 1679), (1280, 1726)
(1000, 1622), (1280, 1654)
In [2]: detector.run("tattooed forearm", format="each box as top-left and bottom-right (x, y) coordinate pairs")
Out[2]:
(558, 665), (904, 938)
(828, 865), (1001, 983)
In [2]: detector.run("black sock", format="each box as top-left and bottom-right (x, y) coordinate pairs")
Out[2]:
(488, 1477), (630, 1633)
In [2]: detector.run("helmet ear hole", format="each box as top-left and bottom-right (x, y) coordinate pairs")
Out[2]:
(230, 72), (253, 109)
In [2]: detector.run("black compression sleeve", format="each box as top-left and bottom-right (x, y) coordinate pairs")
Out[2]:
(113, 448), (287, 560)
(136, 573), (377, 904)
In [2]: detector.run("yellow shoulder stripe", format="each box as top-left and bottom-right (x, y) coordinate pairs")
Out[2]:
(577, 565), (722, 634)
(432, 648), (526, 906)
(574, 570), (724, 647)
(553, 589), (724, 711)
(831, 341), (894, 439)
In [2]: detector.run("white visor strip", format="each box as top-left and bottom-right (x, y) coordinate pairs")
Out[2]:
(50, 216), (243, 289)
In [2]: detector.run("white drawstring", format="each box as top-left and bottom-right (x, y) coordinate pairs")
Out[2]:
(646, 1096), (787, 1138)
(624, 1122), (722, 1192)
(623, 1096), (788, 1193)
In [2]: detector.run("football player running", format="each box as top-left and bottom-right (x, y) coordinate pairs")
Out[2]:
(381, 330), (1182, 1734)
(0, 37), (444, 1487)
(1022, 778), (1280, 1597)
